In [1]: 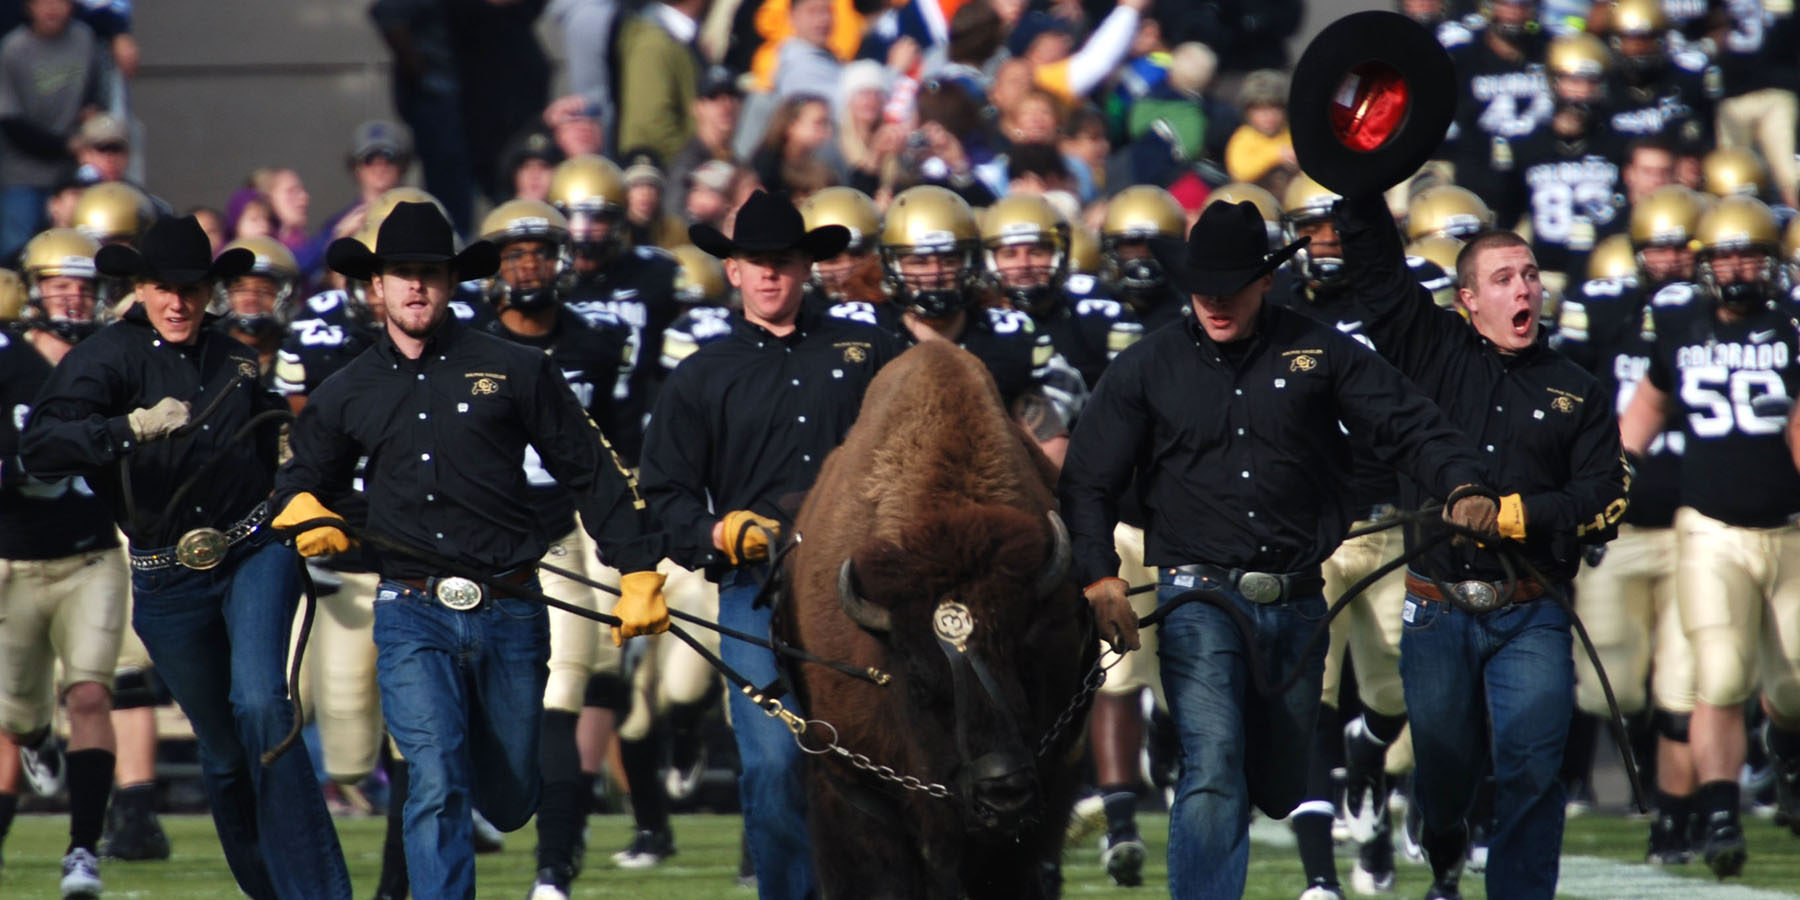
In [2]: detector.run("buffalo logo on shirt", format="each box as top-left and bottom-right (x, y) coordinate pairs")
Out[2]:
(1547, 388), (1581, 414)
(839, 342), (870, 363)
(467, 372), (507, 396)
(1288, 354), (1318, 373)
(237, 360), (258, 379)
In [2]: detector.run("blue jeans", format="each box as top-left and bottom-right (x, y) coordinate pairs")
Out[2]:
(0, 185), (47, 264)
(1157, 574), (1327, 899)
(1400, 592), (1573, 900)
(129, 535), (350, 900)
(373, 578), (549, 900)
(720, 569), (815, 900)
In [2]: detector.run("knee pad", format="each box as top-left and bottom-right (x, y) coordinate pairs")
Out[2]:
(1653, 709), (1690, 743)
(111, 668), (171, 709)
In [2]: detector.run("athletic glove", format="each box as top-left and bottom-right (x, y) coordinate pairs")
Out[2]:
(125, 397), (191, 442)
(610, 570), (670, 647)
(273, 492), (354, 557)
(1084, 577), (1140, 653)
(717, 509), (781, 565)
(1444, 483), (1500, 546)
(1496, 493), (1527, 542)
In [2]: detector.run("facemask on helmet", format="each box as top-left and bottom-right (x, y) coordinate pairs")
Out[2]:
(883, 244), (979, 319)
(986, 237), (1068, 318)
(1699, 251), (1787, 312)
(488, 240), (568, 312)
(215, 273), (295, 340)
(566, 206), (625, 272)
(28, 277), (101, 344)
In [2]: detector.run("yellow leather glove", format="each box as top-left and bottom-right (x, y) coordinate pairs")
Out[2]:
(1084, 577), (1140, 653)
(718, 510), (781, 565)
(273, 492), (353, 558)
(1497, 493), (1527, 542)
(611, 570), (670, 647)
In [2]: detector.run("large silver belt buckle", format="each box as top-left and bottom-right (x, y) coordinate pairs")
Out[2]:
(434, 576), (484, 611)
(1453, 580), (1500, 612)
(175, 528), (229, 571)
(1238, 571), (1283, 605)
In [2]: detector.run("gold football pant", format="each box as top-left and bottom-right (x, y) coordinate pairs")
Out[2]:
(1320, 518), (1407, 717)
(0, 547), (129, 735)
(298, 569), (385, 783)
(545, 527), (611, 714)
(1676, 508), (1800, 716)
(1099, 523), (1164, 709)
(1572, 525), (1693, 717)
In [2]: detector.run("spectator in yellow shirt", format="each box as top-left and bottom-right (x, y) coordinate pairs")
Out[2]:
(1224, 69), (1296, 187)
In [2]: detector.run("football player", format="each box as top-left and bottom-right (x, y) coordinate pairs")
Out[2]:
(797, 187), (885, 307)
(1619, 195), (1800, 878)
(1599, 0), (1720, 147)
(1099, 186), (1189, 331)
(1447, 0), (1555, 208)
(214, 235), (299, 372)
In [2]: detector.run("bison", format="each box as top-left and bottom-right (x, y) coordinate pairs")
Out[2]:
(782, 340), (1097, 899)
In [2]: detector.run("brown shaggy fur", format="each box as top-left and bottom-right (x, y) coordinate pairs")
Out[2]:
(783, 341), (1091, 900)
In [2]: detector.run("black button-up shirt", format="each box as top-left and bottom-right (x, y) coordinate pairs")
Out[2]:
(1338, 194), (1631, 583)
(275, 318), (662, 580)
(1, 331), (118, 560)
(21, 306), (284, 550)
(1060, 302), (1488, 587)
(639, 308), (901, 571)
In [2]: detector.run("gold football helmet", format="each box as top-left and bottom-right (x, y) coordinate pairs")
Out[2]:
(982, 193), (1069, 314)
(1629, 185), (1702, 285)
(1282, 174), (1344, 287)
(0, 269), (25, 322)
(21, 228), (102, 341)
(218, 235), (300, 337)
(670, 244), (728, 306)
(800, 187), (881, 254)
(879, 185), (981, 318)
(1694, 195), (1786, 309)
(1405, 185), (1494, 241)
(480, 199), (571, 311)
(1067, 225), (1101, 276)
(1408, 234), (1465, 309)
(225, 235), (300, 282)
(1547, 33), (1611, 80)
(480, 199), (571, 246)
(1210, 182), (1284, 244)
(1701, 147), (1769, 199)
(550, 155), (628, 267)
(1586, 233), (1639, 282)
(1609, 0), (1668, 35)
(72, 183), (153, 245)
(1101, 186), (1183, 303)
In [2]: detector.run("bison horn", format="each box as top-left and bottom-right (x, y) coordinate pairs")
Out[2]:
(838, 558), (892, 633)
(1034, 511), (1072, 598)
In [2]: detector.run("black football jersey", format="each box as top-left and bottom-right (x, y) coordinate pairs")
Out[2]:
(661, 305), (735, 373)
(1646, 283), (1800, 526)
(1554, 277), (1684, 526)
(0, 331), (118, 560)
(1606, 47), (1721, 147)
(1506, 126), (1628, 282)
(565, 245), (680, 465)
(1038, 274), (1144, 389)
(1450, 31), (1554, 202)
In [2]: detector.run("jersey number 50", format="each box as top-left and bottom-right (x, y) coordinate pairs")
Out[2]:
(1680, 366), (1791, 438)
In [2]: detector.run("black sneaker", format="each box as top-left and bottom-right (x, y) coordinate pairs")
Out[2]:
(1101, 828), (1147, 888)
(611, 828), (676, 869)
(1342, 718), (1389, 845)
(1424, 858), (1463, 900)
(1700, 809), (1747, 879)
(99, 800), (171, 862)
(525, 864), (573, 900)
(1351, 811), (1396, 895)
(1646, 808), (1693, 865)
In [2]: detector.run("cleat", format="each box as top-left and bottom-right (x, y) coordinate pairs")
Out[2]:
(1299, 880), (1347, 899)
(1342, 720), (1389, 844)
(611, 828), (676, 869)
(1398, 795), (1424, 863)
(525, 864), (571, 900)
(1645, 808), (1693, 865)
(1066, 793), (1106, 845)
(1700, 810), (1746, 879)
(98, 800), (170, 862)
(1351, 813), (1396, 894)
(1765, 726), (1800, 834)
(60, 847), (102, 899)
(21, 732), (66, 797)
(1101, 829), (1147, 887)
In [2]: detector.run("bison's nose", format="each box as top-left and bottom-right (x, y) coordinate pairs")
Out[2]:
(971, 750), (1037, 815)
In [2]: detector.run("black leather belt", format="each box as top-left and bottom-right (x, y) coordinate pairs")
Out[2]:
(1405, 572), (1545, 612)
(130, 502), (269, 572)
(394, 567), (536, 611)
(1162, 563), (1325, 605)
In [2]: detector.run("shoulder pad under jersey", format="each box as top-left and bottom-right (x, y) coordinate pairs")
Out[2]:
(828, 300), (882, 327)
(634, 245), (675, 262)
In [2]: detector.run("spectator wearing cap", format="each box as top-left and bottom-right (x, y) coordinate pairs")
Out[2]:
(837, 60), (906, 198)
(622, 150), (688, 249)
(617, 0), (705, 163)
(0, 0), (104, 262)
(773, 0), (841, 100)
(302, 120), (412, 278)
(501, 129), (563, 202)
(666, 65), (744, 217)
(1222, 68), (1296, 189)
(71, 112), (128, 183)
(749, 94), (842, 197)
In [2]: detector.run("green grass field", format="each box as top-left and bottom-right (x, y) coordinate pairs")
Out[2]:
(4, 811), (1800, 898)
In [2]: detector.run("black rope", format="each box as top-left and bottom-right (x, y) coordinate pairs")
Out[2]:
(262, 560), (318, 767)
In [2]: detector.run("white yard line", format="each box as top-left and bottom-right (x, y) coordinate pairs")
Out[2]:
(1246, 820), (1800, 899)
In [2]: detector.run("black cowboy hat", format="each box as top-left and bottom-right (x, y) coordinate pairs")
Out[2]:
(96, 215), (254, 285)
(1288, 11), (1457, 197)
(325, 201), (499, 283)
(1149, 200), (1309, 297)
(689, 190), (850, 261)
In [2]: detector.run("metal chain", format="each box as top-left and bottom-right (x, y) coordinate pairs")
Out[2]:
(767, 699), (955, 800)
(1036, 651), (1121, 759)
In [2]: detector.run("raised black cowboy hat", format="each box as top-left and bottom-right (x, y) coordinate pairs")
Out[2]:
(96, 215), (254, 285)
(1288, 10), (1457, 197)
(325, 200), (500, 283)
(689, 190), (850, 261)
(1149, 200), (1310, 297)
